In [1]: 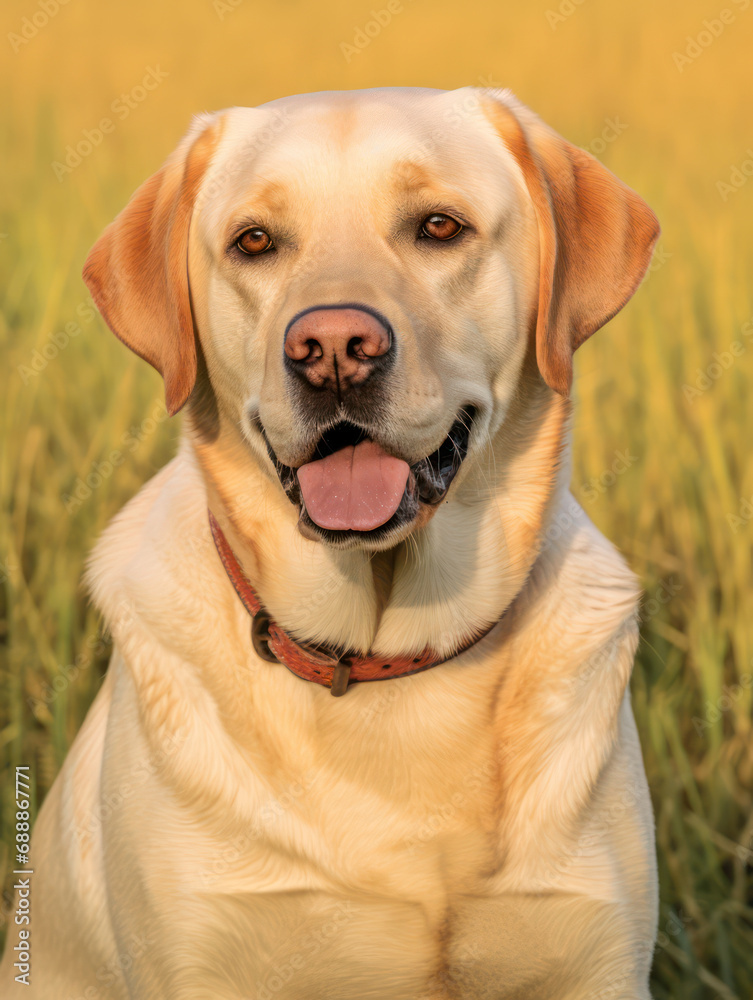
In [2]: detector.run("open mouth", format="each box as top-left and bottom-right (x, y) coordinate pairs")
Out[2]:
(268, 407), (476, 544)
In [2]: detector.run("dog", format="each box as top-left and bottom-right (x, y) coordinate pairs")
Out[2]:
(1, 87), (660, 999)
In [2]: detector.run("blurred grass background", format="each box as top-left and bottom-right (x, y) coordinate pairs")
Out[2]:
(1, 0), (751, 995)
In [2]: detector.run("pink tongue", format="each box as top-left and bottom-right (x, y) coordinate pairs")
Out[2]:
(297, 439), (410, 531)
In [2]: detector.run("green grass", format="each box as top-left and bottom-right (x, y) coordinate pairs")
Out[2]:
(1, 0), (752, 995)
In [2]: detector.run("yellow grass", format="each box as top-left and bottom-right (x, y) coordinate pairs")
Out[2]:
(1, 0), (751, 994)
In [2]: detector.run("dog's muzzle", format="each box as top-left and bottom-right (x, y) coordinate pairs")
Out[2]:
(266, 407), (476, 545)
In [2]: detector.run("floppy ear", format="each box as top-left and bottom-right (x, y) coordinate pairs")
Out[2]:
(483, 93), (660, 395)
(82, 116), (223, 415)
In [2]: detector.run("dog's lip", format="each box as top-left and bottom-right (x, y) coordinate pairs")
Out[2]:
(258, 407), (476, 522)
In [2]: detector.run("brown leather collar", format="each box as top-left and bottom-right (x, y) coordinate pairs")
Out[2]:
(208, 509), (495, 696)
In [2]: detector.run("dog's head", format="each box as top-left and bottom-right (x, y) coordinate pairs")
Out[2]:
(84, 88), (658, 551)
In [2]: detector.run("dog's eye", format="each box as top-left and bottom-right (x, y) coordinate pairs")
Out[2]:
(237, 228), (273, 255)
(421, 214), (463, 241)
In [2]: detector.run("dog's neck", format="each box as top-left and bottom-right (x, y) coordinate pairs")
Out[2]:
(189, 372), (571, 659)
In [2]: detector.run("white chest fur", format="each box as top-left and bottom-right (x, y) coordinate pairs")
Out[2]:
(55, 452), (656, 999)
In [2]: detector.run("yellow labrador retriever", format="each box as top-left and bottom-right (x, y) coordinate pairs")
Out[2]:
(2, 87), (660, 999)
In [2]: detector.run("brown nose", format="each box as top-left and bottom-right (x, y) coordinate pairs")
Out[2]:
(284, 307), (393, 392)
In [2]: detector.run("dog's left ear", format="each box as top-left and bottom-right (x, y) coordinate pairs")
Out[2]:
(83, 115), (223, 415)
(483, 93), (660, 395)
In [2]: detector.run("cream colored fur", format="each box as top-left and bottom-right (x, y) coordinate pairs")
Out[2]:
(1, 87), (658, 999)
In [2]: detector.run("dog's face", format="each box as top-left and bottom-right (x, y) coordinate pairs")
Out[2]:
(190, 90), (538, 549)
(84, 88), (659, 551)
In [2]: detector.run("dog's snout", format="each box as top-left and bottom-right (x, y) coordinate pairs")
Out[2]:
(284, 307), (393, 391)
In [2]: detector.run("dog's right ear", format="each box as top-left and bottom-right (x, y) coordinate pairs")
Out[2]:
(83, 115), (223, 416)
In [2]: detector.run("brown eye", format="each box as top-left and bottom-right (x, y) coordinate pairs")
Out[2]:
(421, 213), (463, 241)
(237, 228), (273, 255)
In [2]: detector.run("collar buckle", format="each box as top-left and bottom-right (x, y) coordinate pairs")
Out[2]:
(251, 611), (278, 663)
(252, 612), (352, 696)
